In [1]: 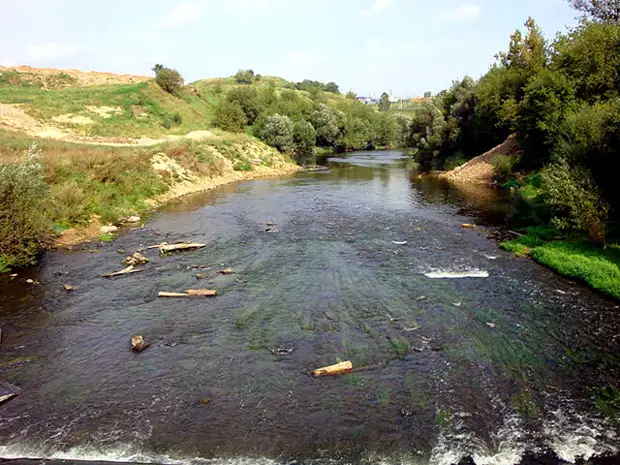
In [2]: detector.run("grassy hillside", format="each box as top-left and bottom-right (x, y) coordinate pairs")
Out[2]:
(0, 70), (220, 138)
(0, 68), (304, 271)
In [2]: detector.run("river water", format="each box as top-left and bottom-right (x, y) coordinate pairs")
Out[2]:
(1, 151), (620, 465)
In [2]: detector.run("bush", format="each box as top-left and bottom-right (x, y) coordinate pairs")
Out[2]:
(226, 87), (263, 124)
(293, 120), (317, 158)
(491, 154), (517, 184)
(234, 69), (256, 85)
(152, 64), (184, 94)
(213, 101), (248, 132)
(49, 180), (90, 227)
(542, 156), (609, 244)
(259, 114), (294, 152)
(0, 143), (51, 269)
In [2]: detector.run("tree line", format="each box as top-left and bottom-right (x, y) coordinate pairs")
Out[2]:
(404, 0), (620, 245)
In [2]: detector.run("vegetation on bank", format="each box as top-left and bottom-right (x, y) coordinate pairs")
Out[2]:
(0, 129), (292, 271)
(401, 1), (620, 297)
(501, 227), (620, 300)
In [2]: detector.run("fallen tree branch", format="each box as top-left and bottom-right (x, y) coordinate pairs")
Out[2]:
(159, 243), (206, 253)
(103, 265), (142, 278)
(158, 289), (217, 298)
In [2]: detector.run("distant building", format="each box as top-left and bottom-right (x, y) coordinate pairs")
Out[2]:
(357, 96), (378, 105)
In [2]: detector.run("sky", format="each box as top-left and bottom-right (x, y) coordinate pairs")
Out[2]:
(1, 0), (580, 97)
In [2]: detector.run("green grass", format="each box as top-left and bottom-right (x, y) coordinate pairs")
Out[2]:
(98, 233), (115, 243)
(0, 257), (10, 274)
(501, 228), (620, 300)
(0, 79), (218, 138)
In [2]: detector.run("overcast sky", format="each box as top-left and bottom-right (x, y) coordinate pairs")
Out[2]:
(2, 0), (578, 97)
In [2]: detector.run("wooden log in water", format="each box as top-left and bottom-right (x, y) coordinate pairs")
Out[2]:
(186, 289), (217, 297)
(103, 265), (142, 278)
(313, 360), (353, 377)
(158, 291), (191, 298)
(0, 393), (17, 405)
(159, 243), (206, 253)
(158, 290), (217, 298)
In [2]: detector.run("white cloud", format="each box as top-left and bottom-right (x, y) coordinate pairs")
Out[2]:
(158, 2), (201, 28)
(361, 0), (394, 18)
(439, 4), (481, 22)
(28, 42), (78, 61)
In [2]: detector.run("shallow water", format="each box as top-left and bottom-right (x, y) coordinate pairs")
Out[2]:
(1, 151), (619, 465)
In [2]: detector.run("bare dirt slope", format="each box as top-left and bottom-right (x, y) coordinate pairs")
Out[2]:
(439, 134), (521, 184)
(0, 65), (149, 87)
(0, 102), (216, 146)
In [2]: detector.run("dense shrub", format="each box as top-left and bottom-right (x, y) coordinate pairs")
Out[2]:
(152, 64), (184, 94)
(259, 114), (294, 152)
(293, 121), (317, 158)
(542, 157), (609, 244)
(311, 104), (342, 147)
(214, 101), (248, 132)
(234, 69), (257, 85)
(0, 143), (51, 269)
(226, 87), (263, 124)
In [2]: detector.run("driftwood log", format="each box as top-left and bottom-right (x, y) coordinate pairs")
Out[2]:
(159, 243), (206, 253)
(103, 265), (142, 278)
(158, 289), (217, 298)
(313, 361), (353, 377)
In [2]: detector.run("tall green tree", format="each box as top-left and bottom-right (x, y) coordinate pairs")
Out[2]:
(567, 0), (620, 23)
(379, 92), (391, 112)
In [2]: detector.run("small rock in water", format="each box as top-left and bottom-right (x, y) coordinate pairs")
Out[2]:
(556, 289), (567, 295)
(483, 254), (498, 260)
(199, 398), (211, 406)
(125, 215), (141, 223)
(453, 302), (462, 307)
(123, 252), (149, 267)
(401, 407), (414, 417)
(266, 221), (275, 227)
(195, 273), (206, 280)
(486, 322), (496, 329)
(117, 248), (126, 255)
(62, 284), (74, 292)
(131, 335), (150, 352)
(9, 274), (17, 278)
(271, 347), (294, 356)
(100, 225), (118, 234)
(392, 241), (408, 245)
(219, 267), (234, 275)
(417, 296), (427, 301)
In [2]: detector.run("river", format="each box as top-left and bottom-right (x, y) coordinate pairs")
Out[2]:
(1, 151), (619, 465)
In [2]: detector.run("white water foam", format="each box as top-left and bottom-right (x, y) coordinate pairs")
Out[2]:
(1, 407), (618, 465)
(424, 269), (489, 279)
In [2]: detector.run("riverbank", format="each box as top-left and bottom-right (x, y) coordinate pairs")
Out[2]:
(429, 144), (620, 301)
(0, 129), (298, 270)
(500, 227), (620, 300)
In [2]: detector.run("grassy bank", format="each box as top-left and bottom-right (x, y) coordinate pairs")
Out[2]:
(501, 227), (620, 300)
(0, 129), (296, 271)
(0, 73), (219, 138)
